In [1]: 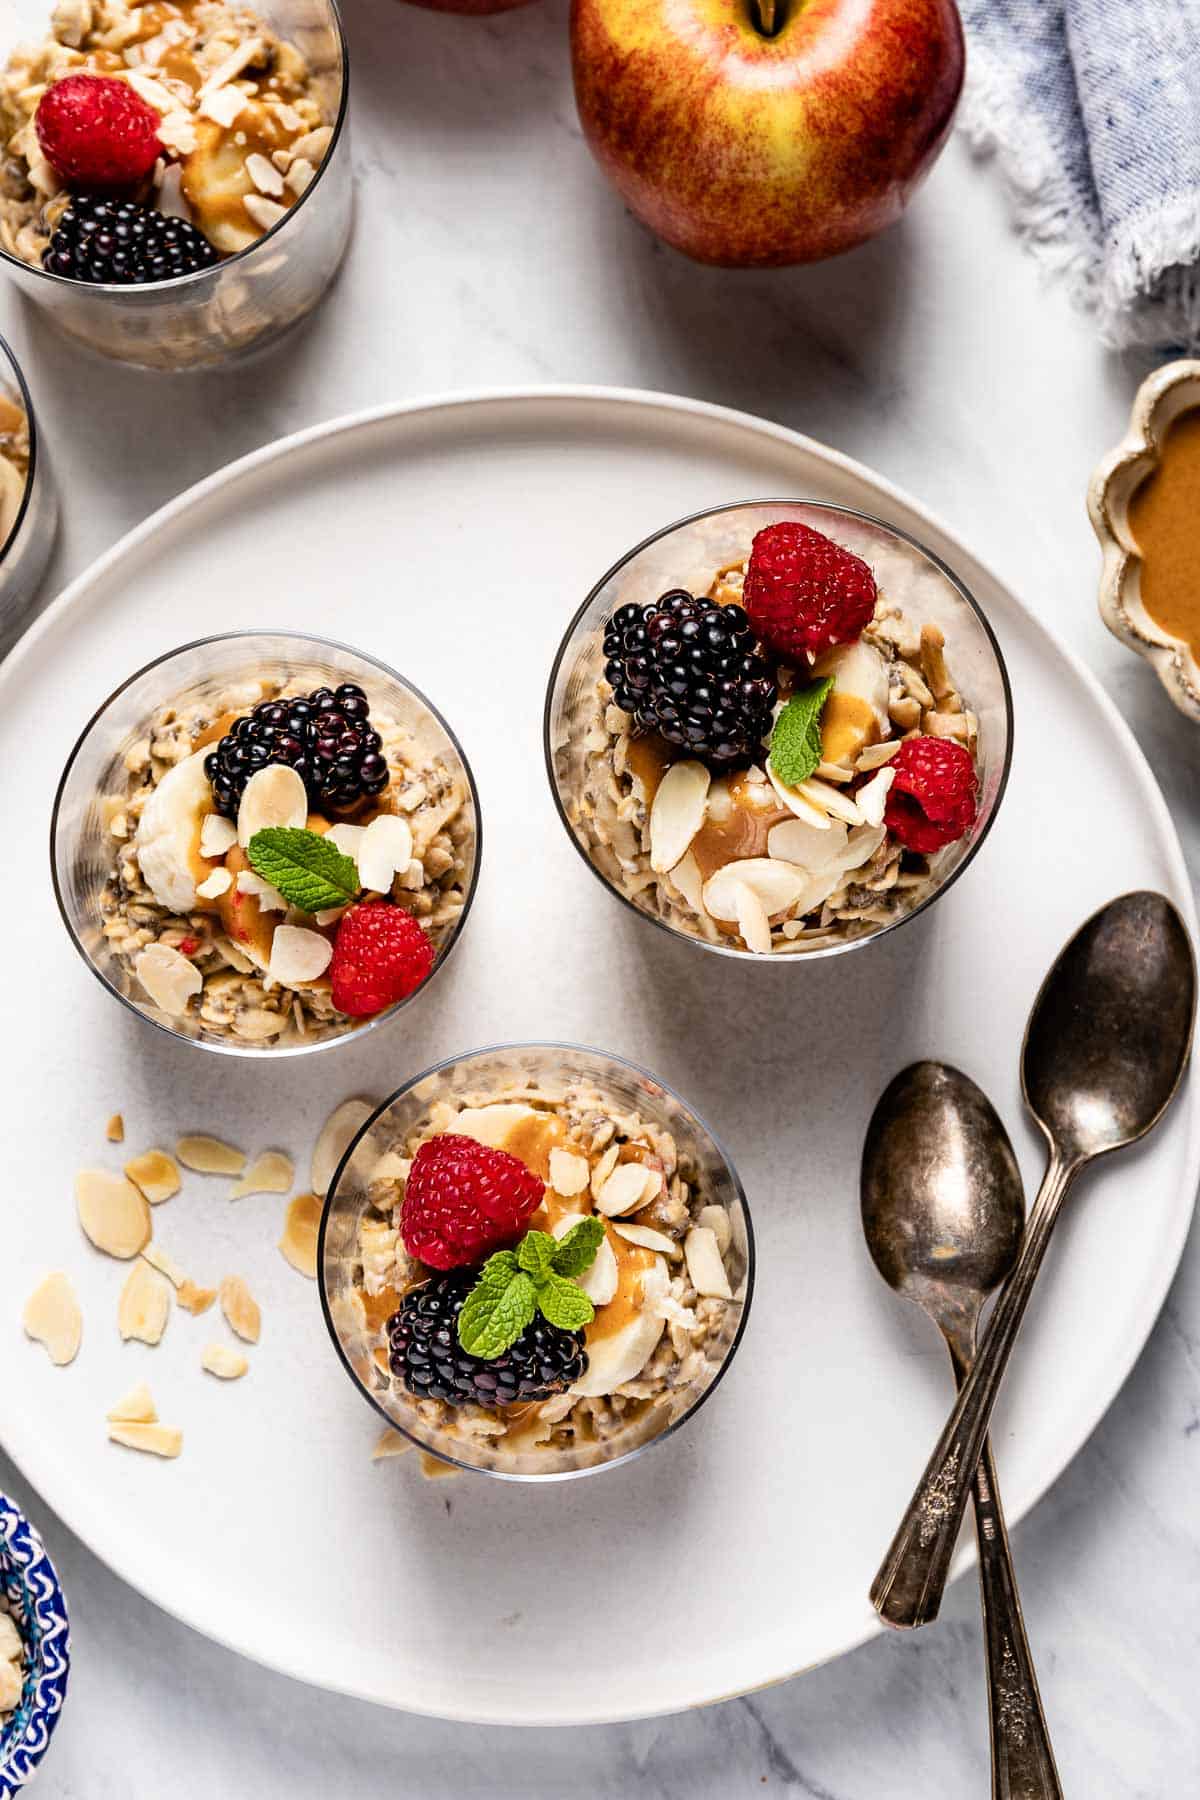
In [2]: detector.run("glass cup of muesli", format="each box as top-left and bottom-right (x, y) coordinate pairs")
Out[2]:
(0, 0), (350, 369)
(50, 631), (481, 1055)
(546, 499), (1012, 960)
(318, 1042), (754, 1480)
(0, 333), (56, 651)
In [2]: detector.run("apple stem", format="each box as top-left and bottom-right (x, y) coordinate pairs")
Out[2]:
(753, 0), (778, 34)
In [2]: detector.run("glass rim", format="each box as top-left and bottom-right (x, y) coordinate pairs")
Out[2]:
(48, 625), (484, 1061)
(316, 1038), (758, 1483)
(543, 495), (1015, 965)
(0, 330), (39, 567)
(0, 0), (350, 299)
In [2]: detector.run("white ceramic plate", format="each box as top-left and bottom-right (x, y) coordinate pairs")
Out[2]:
(1, 389), (1196, 1726)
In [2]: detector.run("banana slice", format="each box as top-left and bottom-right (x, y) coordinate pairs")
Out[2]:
(135, 750), (213, 912)
(571, 1257), (668, 1397)
(182, 106), (292, 253)
(813, 639), (891, 765)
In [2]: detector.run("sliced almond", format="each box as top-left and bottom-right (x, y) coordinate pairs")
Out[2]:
(766, 816), (849, 872)
(612, 1221), (681, 1258)
(196, 866), (232, 900)
(372, 1428), (412, 1461)
(107, 1421), (182, 1459)
(125, 1150), (181, 1205)
(733, 879), (772, 954)
(177, 1135), (246, 1176)
(551, 1212), (619, 1305)
(855, 765), (895, 828)
(219, 1275), (261, 1343)
(201, 1343), (248, 1380)
(22, 1272), (82, 1365)
(548, 1147), (589, 1198)
(77, 1170), (151, 1259)
(236, 763), (307, 847)
(357, 814), (413, 893)
(696, 1204), (732, 1254)
(311, 1098), (376, 1197)
(701, 858), (810, 924)
(418, 1453), (459, 1481)
(105, 1113), (125, 1143)
(231, 1150), (294, 1200)
(326, 822), (366, 859)
(667, 849), (708, 917)
(278, 1192), (321, 1279)
(234, 870), (287, 912)
(856, 738), (903, 772)
(135, 943), (202, 1017)
(589, 1142), (620, 1201)
(595, 1161), (656, 1218)
(177, 1280), (216, 1316)
(649, 759), (710, 874)
(141, 1243), (185, 1287)
(246, 150), (284, 197)
(684, 1226), (732, 1299)
(795, 777), (863, 826)
(840, 822), (887, 874)
(118, 1261), (171, 1345)
(199, 812), (238, 857)
(197, 82), (246, 126)
(268, 925), (332, 986)
(244, 193), (287, 232)
(766, 762), (836, 827)
(107, 1382), (157, 1424)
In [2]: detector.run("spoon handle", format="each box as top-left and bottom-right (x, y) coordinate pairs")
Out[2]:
(871, 1155), (1075, 1628)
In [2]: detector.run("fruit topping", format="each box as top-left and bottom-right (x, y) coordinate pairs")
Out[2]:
(387, 1267), (588, 1408)
(744, 521), (877, 658)
(329, 900), (434, 1017)
(205, 683), (390, 820)
(35, 74), (161, 190)
(882, 734), (978, 854)
(42, 195), (219, 284)
(603, 589), (777, 767)
(400, 1133), (546, 1271)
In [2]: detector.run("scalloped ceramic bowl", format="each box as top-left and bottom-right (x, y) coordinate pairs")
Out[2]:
(1089, 358), (1200, 721)
(0, 1494), (70, 1797)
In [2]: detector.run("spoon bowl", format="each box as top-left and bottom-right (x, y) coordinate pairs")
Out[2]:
(1023, 890), (1196, 1166)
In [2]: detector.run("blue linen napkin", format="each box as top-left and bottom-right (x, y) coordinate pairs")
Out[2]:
(958, 0), (1200, 350)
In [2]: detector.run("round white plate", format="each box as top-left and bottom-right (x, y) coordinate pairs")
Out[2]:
(1, 389), (1196, 1726)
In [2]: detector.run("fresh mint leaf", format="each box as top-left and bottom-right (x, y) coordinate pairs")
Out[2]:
(458, 1267), (537, 1360)
(550, 1216), (604, 1278)
(246, 826), (360, 914)
(536, 1272), (595, 1333)
(517, 1230), (557, 1283)
(768, 677), (835, 788)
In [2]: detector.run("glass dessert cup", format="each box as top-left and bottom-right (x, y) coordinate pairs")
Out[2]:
(0, 0), (350, 370)
(318, 1042), (755, 1480)
(0, 333), (56, 649)
(545, 498), (1013, 962)
(50, 630), (481, 1057)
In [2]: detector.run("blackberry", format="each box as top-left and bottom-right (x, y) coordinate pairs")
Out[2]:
(387, 1270), (588, 1408)
(603, 589), (777, 767)
(42, 196), (219, 285)
(205, 682), (391, 819)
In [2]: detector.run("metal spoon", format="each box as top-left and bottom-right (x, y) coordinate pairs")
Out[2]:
(863, 1061), (1062, 1800)
(871, 891), (1196, 1632)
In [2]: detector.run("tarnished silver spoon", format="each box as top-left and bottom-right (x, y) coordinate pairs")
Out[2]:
(871, 892), (1196, 1632)
(863, 1061), (1061, 1800)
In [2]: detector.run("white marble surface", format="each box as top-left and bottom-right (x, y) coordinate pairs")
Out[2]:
(2, 3), (1199, 1793)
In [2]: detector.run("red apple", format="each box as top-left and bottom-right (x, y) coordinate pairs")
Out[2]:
(570, 0), (964, 267)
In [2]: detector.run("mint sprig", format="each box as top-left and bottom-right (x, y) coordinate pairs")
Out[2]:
(246, 826), (360, 914)
(457, 1218), (606, 1359)
(768, 676), (835, 788)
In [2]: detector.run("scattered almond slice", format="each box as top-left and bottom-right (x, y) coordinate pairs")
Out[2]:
(595, 1161), (656, 1218)
(107, 1421), (182, 1459)
(177, 1135), (246, 1176)
(236, 762), (307, 846)
(766, 762), (836, 827)
(697, 1205), (732, 1254)
(589, 1142), (620, 1201)
(856, 765), (895, 828)
(856, 738), (903, 771)
(325, 821), (366, 858)
(357, 814), (414, 893)
(269, 924), (332, 985)
(231, 1150), (293, 1200)
(372, 1428), (412, 1461)
(118, 1261), (171, 1345)
(135, 943), (202, 1017)
(141, 1243), (185, 1287)
(105, 1113), (125, 1143)
(195, 867), (232, 900)
(219, 1275), (261, 1343)
(612, 1221), (681, 1258)
(548, 1147), (589, 1197)
(701, 858), (810, 924)
(684, 1226), (733, 1299)
(177, 1280), (216, 1316)
(278, 1193), (321, 1279)
(418, 1453), (459, 1481)
(796, 776), (863, 826)
(199, 811), (237, 857)
(76, 1170), (151, 1259)
(550, 1212), (619, 1305)
(201, 1343), (248, 1380)
(311, 1098), (376, 1197)
(648, 759), (710, 874)
(765, 816), (849, 872)
(22, 1272), (82, 1365)
(106, 1382), (157, 1424)
(666, 848), (708, 917)
(733, 879), (772, 954)
(124, 1150), (181, 1205)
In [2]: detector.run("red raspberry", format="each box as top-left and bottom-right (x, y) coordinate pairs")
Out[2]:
(35, 75), (162, 191)
(329, 902), (434, 1017)
(883, 735), (978, 854)
(743, 521), (877, 659)
(401, 1134), (545, 1270)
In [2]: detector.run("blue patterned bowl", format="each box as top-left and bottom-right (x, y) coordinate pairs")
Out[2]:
(0, 1495), (70, 1796)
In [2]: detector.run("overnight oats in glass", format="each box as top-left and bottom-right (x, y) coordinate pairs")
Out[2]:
(547, 501), (1012, 958)
(319, 1044), (753, 1478)
(51, 633), (480, 1053)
